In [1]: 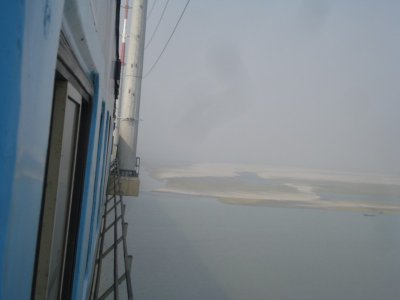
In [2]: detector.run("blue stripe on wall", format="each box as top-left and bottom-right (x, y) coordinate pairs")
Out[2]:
(72, 74), (100, 300)
(85, 101), (105, 277)
(0, 1), (25, 298)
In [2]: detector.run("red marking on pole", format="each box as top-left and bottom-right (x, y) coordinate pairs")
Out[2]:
(120, 0), (130, 65)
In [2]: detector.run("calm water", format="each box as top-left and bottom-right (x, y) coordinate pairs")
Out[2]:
(126, 191), (400, 300)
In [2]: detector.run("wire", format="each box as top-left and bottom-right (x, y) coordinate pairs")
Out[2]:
(147, 0), (158, 20)
(143, 0), (191, 78)
(145, 0), (170, 49)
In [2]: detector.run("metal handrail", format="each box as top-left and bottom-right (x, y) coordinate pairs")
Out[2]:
(90, 159), (133, 300)
(119, 156), (140, 177)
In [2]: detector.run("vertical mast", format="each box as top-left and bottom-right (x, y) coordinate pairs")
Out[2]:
(118, 0), (147, 174)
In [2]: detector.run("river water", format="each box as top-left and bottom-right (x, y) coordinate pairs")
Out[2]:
(125, 167), (400, 300)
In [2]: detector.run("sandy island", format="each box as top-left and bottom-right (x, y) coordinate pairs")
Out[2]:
(150, 163), (400, 214)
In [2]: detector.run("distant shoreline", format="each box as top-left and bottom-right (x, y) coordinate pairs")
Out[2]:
(217, 196), (400, 214)
(148, 163), (400, 215)
(153, 189), (400, 214)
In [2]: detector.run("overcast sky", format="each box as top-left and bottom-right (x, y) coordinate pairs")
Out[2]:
(138, 0), (400, 175)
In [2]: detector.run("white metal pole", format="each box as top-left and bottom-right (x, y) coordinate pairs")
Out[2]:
(118, 0), (147, 173)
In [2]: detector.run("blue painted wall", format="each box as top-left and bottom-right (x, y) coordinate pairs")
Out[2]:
(0, 0), (117, 298)
(0, 0), (65, 298)
(0, 2), (25, 297)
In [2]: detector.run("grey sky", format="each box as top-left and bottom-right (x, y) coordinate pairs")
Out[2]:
(138, 0), (400, 175)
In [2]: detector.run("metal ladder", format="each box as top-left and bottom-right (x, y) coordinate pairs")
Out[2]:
(91, 160), (133, 300)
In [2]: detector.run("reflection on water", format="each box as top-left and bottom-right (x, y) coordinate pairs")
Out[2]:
(126, 191), (400, 300)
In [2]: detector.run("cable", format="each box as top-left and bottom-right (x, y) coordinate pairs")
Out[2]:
(143, 0), (191, 78)
(145, 0), (170, 49)
(147, 0), (157, 20)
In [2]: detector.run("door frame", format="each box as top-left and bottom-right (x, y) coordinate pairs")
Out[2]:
(33, 30), (93, 299)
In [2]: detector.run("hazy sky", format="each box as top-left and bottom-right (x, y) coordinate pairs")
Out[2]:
(138, 0), (400, 174)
